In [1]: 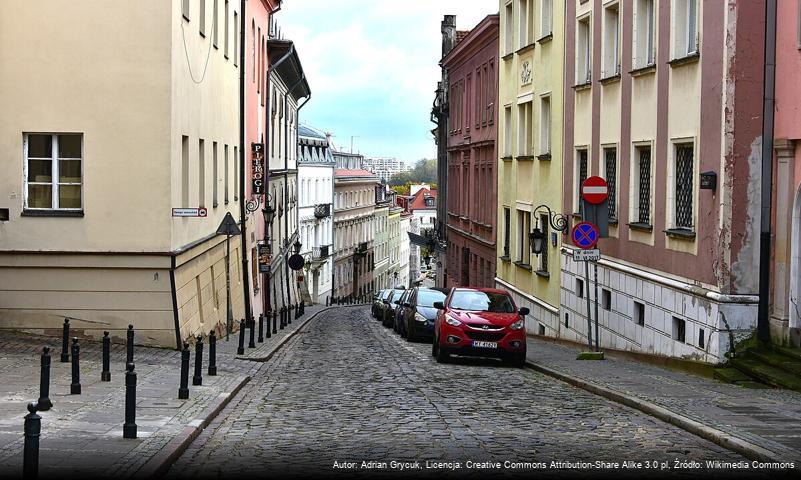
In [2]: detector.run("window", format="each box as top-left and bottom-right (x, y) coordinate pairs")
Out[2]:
(672, 0), (698, 58)
(674, 143), (694, 230)
(503, 207), (511, 257)
(538, 213), (549, 273)
(517, 101), (532, 156)
(212, 141), (218, 207)
(633, 145), (652, 225)
(634, 301), (645, 326)
(198, 139), (206, 208)
(576, 149), (588, 211)
(233, 11), (238, 66)
(234, 146), (238, 201)
(519, 0), (533, 48)
(505, 2), (514, 55)
(540, 95), (551, 155)
(576, 278), (584, 299)
(224, 144), (229, 204)
(604, 147), (617, 220)
(224, 0), (229, 58)
(699, 328), (705, 348)
(565, 312), (570, 328)
(672, 316), (686, 343)
(602, 289), (612, 310)
(541, 0), (553, 38)
(182, 0), (190, 21)
(576, 15), (592, 84)
(24, 134), (83, 211)
(602, 3), (620, 77)
(181, 135), (190, 207)
(504, 106), (513, 156)
(213, 0), (219, 47)
(517, 210), (531, 265)
(634, 0), (655, 68)
(253, 23), (256, 83)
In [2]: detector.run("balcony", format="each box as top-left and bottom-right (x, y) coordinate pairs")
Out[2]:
(314, 203), (332, 219)
(354, 241), (369, 257)
(312, 245), (331, 261)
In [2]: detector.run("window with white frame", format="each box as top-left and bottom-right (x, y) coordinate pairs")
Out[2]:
(634, 0), (655, 68)
(537, 213), (549, 273)
(540, 95), (551, 155)
(182, 0), (190, 21)
(519, 0), (534, 48)
(672, 0), (698, 58)
(576, 15), (592, 84)
(603, 146), (617, 220)
(632, 144), (652, 225)
(25, 133), (83, 211)
(575, 149), (588, 211)
(540, 0), (553, 38)
(504, 105), (513, 156)
(505, 1), (514, 55)
(517, 210), (531, 265)
(602, 2), (621, 77)
(673, 143), (695, 230)
(503, 207), (511, 257)
(517, 101), (533, 156)
(224, 0), (230, 58)
(213, 0), (219, 47)
(199, 0), (205, 35)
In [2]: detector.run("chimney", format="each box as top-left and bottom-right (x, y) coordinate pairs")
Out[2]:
(441, 15), (456, 58)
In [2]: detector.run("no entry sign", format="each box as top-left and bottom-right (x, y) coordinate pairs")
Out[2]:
(582, 176), (608, 205)
(571, 222), (600, 250)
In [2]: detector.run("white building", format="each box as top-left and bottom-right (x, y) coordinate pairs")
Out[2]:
(297, 125), (334, 305)
(398, 212), (411, 288)
(362, 157), (411, 183)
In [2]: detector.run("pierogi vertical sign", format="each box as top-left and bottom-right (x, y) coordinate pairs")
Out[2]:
(251, 143), (265, 195)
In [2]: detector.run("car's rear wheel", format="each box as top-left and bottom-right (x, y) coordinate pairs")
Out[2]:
(431, 335), (438, 357)
(406, 322), (415, 342)
(435, 343), (450, 363)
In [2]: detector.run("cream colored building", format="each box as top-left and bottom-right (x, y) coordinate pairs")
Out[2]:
(0, 0), (247, 347)
(496, 0), (566, 334)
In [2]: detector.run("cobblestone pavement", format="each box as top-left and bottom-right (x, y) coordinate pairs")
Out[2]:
(0, 305), (318, 478)
(168, 307), (775, 479)
(525, 337), (801, 462)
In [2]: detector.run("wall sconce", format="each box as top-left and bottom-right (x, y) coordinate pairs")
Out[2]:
(700, 171), (717, 191)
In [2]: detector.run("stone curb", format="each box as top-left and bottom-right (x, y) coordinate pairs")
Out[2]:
(132, 374), (251, 479)
(524, 360), (794, 463)
(235, 304), (370, 362)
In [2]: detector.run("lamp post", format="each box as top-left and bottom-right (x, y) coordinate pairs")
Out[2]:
(262, 204), (276, 329)
(528, 204), (569, 256)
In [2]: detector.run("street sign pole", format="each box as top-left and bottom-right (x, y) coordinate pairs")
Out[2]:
(594, 261), (600, 352)
(584, 261), (593, 351)
(225, 234), (232, 341)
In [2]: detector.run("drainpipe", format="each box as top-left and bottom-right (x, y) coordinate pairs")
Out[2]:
(757, 0), (777, 343)
(238, 0), (253, 325)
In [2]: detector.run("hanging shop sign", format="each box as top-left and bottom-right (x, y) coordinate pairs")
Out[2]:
(258, 244), (271, 273)
(251, 142), (265, 195)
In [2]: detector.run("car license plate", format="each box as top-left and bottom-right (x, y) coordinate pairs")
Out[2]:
(472, 341), (497, 349)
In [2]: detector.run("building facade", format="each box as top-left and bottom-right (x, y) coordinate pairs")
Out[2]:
(442, 14), (499, 290)
(496, 0), (565, 333)
(559, 0), (764, 363)
(373, 189), (391, 291)
(0, 0), (247, 347)
(362, 157), (411, 183)
(770, 0), (801, 347)
(297, 125), (335, 305)
(333, 168), (380, 299)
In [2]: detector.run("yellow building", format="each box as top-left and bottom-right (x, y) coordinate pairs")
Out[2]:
(0, 0), (247, 347)
(496, 0), (565, 333)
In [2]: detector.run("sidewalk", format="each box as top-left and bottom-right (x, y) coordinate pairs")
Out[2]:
(525, 336), (801, 463)
(0, 304), (321, 478)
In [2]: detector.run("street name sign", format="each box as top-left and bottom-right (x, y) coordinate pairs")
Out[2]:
(571, 222), (599, 250)
(573, 248), (601, 262)
(581, 176), (609, 205)
(172, 208), (207, 217)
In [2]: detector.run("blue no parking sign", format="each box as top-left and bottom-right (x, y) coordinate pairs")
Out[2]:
(571, 222), (599, 250)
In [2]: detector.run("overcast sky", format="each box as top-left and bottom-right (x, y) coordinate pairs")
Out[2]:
(280, 0), (497, 166)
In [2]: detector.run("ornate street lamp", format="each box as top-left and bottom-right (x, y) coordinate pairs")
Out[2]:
(529, 204), (569, 256)
(529, 225), (546, 255)
(262, 204), (276, 227)
(293, 239), (302, 254)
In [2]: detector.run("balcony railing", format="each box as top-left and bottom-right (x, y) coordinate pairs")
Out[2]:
(354, 241), (369, 256)
(312, 245), (331, 261)
(314, 203), (332, 219)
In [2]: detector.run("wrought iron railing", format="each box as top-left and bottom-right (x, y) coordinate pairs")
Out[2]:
(314, 203), (331, 219)
(313, 245), (331, 261)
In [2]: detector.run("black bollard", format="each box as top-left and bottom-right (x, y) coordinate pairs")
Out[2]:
(294, 303), (299, 319)
(23, 402), (40, 480)
(208, 330), (217, 376)
(265, 311), (272, 339)
(326, 296), (329, 306)
(126, 324), (134, 364)
(192, 335), (203, 386)
(248, 316), (256, 349)
(70, 338), (81, 395)
(178, 342), (190, 399)
(60, 318), (70, 362)
(123, 362), (137, 439)
(301, 300), (305, 315)
(38, 348), (52, 411)
(279, 307), (285, 330)
(258, 313), (264, 343)
(237, 319), (245, 355)
(101, 331), (111, 382)
(272, 309), (278, 335)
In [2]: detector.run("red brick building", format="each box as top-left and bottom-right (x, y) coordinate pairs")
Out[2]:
(441, 15), (499, 288)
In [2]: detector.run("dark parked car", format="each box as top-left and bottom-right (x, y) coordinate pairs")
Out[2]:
(432, 288), (529, 367)
(400, 287), (448, 342)
(381, 288), (405, 328)
(372, 289), (388, 318)
(393, 289), (413, 334)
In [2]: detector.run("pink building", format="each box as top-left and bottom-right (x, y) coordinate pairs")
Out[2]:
(770, 0), (801, 346)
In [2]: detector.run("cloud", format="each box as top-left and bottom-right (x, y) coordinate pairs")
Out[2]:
(278, 0), (497, 163)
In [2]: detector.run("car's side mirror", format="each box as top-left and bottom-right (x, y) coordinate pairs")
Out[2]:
(519, 307), (530, 316)
(403, 302), (411, 308)
(433, 301), (445, 310)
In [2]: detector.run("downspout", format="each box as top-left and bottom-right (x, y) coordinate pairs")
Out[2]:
(238, 0), (253, 325)
(757, 0), (777, 342)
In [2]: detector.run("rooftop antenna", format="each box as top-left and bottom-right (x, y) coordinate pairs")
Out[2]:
(350, 136), (360, 154)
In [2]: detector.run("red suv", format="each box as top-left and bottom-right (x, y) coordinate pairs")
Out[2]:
(432, 288), (529, 367)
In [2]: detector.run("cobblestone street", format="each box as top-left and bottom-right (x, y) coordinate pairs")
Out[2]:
(168, 307), (759, 479)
